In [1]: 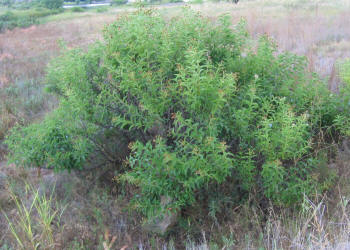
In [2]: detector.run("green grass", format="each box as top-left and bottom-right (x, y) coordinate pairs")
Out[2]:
(0, 6), (9, 15)
(40, 10), (91, 22)
(41, 6), (116, 22)
(0, 8), (64, 32)
(3, 184), (66, 249)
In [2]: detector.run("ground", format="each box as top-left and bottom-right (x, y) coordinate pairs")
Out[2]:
(1, 0), (350, 248)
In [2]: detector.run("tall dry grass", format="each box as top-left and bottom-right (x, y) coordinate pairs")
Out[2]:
(0, 15), (116, 85)
(1, 1), (349, 87)
(192, 1), (350, 80)
(0, 14), (118, 149)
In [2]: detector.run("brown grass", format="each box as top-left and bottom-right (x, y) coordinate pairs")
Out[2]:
(1, 1), (349, 84)
(192, 1), (350, 79)
(0, 13), (119, 147)
(0, 15), (117, 85)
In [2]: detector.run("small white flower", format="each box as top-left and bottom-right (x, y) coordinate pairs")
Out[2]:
(254, 74), (259, 80)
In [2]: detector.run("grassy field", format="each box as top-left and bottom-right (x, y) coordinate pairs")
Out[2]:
(2, 0), (350, 85)
(1, 0), (350, 249)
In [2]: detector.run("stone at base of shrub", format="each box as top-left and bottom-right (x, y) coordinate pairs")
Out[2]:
(142, 196), (178, 235)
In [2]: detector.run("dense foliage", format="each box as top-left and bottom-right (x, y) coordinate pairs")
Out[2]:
(111, 0), (127, 6)
(41, 0), (64, 9)
(0, 8), (62, 32)
(0, 0), (13, 7)
(334, 59), (350, 136)
(6, 9), (349, 219)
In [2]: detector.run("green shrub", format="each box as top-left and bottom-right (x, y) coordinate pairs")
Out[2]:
(0, 79), (54, 154)
(41, 0), (63, 9)
(191, 0), (203, 4)
(71, 6), (85, 12)
(111, 0), (127, 5)
(334, 60), (350, 136)
(7, 112), (92, 171)
(95, 6), (109, 13)
(0, 8), (63, 32)
(0, 11), (18, 31)
(0, 0), (13, 7)
(6, 9), (345, 218)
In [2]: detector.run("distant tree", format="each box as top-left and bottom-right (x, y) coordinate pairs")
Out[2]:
(111, 0), (127, 5)
(42, 0), (63, 9)
(0, 0), (14, 7)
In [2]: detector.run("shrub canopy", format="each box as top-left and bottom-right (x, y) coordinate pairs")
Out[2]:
(6, 9), (348, 217)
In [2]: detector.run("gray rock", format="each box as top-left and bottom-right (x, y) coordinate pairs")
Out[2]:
(0, 173), (11, 208)
(38, 171), (83, 200)
(0, 191), (12, 208)
(0, 172), (8, 190)
(142, 196), (178, 235)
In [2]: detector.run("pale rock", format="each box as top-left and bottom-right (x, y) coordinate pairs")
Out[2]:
(142, 196), (178, 235)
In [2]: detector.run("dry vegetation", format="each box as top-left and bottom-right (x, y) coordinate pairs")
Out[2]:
(1, 0), (350, 85)
(1, 0), (350, 249)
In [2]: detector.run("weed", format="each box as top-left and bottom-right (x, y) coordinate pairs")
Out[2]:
(3, 184), (65, 249)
